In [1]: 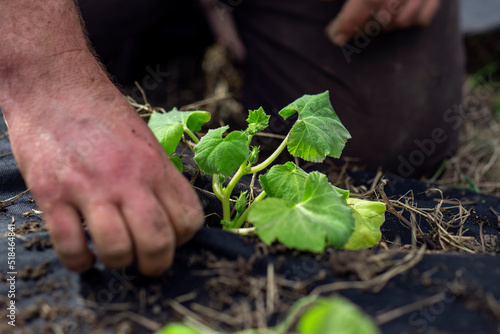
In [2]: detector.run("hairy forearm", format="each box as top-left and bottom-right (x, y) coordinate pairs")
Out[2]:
(0, 0), (111, 124)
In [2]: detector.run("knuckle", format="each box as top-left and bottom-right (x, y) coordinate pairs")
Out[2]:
(97, 242), (133, 268)
(140, 255), (173, 277)
(176, 206), (204, 237)
(138, 242), (174, 276)
(56, 247), (92, 272)
(28, 175), (61, 202)
(174, 221), (203, 245)
(56, 246), (80, 259)
(143, 236), (173, 258)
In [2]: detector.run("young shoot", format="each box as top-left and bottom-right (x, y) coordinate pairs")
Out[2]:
(148, 91), (386, 252)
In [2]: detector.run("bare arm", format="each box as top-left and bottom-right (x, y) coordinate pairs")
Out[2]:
(0, 0), (204, 276)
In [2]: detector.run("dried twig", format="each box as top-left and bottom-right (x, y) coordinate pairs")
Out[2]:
(374, 292), (446, 325)
(309, 246), (426, 296)
(1, 189), (30, 209)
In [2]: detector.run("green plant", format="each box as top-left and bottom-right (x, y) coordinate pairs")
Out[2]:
(155, 295), (380, 334)
(148, 91), (385, 252)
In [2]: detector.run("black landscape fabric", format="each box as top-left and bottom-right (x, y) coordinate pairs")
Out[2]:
(1, 111), (500, 333)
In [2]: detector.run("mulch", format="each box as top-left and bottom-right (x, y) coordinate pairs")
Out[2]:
(2, 111), (500, 334)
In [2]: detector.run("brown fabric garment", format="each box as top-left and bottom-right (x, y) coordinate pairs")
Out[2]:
(233, 0), (465, 177)
(78, 0), (465, 178)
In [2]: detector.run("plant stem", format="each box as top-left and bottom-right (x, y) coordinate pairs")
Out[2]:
(184, 128), (200, 144)
(212, 175), (223, 201)
(248, 134), (289, 174)
(233, 190), (267, 229)
(221, 134), (286, 225)
(226, 227), (256, 234)
(221, 162), (247, 221)
(247, 134), (254, 147)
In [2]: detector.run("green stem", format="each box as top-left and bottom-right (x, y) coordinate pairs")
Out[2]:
(226, 227), (256, 234)
(247, 134), (254, 147)
(221, 134), (287, 225)
(212, 175), (223, 201)
(184, 128), (200, 144)
(248, 134), (289, 174)
(222, 162), (247, 221)
(233, 190), (267, 229)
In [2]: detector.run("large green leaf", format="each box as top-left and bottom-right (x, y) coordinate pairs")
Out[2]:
(343, 198), (386, 250)
(249, 172), (355, 251)
(297, 296), (380, 334)
(148, 109), (210, 155)
(279, 91), (351, 162)
(259, 162), (308, 203)
(194, 126), (249, 176)
(246, 107), (270, 136)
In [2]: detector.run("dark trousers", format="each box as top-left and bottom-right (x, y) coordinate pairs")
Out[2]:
(79, 0), (464, 177)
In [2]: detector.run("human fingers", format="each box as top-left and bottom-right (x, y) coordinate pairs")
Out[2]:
(42, 203), (94, 272)
(390, 0), (423, 28)
(388, 0), (439, 28)
(83, 202), (134, 269)
(121, 190), (176, 277)
(155, 168), (204, 246)
(326, 0), (385, 45)
(415, 0), (440, 26)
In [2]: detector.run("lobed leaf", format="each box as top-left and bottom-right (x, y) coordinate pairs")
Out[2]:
(343, 198), (386, 250)
(260, 162), (349, 203)
(259, 162), (308, 203)
(333, 185), (350, 202)
(297, 296), (380, 334)
(249, 172), (355, 251)
(194, 126), (249, 176)
(246, 107), (270, 136)
(279, 91), (351, 162)
(149, 113), (184, 155)
(148, 109), (210, 155)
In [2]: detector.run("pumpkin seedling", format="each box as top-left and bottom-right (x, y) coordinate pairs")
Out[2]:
(148, 91), (385, 252)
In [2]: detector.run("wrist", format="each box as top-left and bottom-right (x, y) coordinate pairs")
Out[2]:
(1, 50), (118, 124)
(0, 0), (120, 125)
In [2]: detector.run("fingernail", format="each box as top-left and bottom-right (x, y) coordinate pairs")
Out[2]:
(332, 32), (348, 46)
(326, 19), (348, 46)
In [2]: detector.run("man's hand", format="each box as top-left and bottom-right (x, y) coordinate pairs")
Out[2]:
(0, 0), (204, 276)
(7, 87), (204, 277)
(326, 0), (441, 45)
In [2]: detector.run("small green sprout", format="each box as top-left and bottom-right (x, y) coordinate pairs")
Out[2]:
(148, 91), (386, 252)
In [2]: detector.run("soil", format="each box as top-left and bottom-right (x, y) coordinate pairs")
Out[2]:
(2, 166), (500, 333)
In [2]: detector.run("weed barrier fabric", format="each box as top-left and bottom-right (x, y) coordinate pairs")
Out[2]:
(2, 113), (500, 333)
